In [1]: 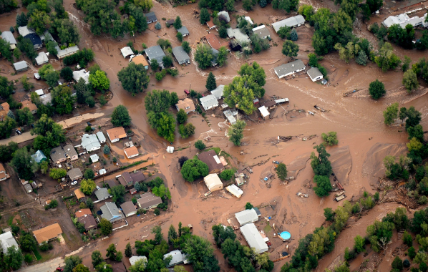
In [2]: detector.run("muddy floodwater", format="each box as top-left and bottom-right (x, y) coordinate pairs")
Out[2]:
(1, 0), (428, 270)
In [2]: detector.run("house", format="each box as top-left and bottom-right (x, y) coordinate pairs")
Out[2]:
(205, 33), (229, 50)
(218, 11), (230, 23)
(68, 168), (83, 181)
(144, 12), (157, 24)
(124, 146), (139, 159)
(96, 131), (106, 144)
(81, 134), (101, 152)
(262, 100), (276, 110)
(0, 231), (19, 254)
(272, 15), (305, 33)
(131, 55), (149, 70)
(223, 109), (237, 125)
(21, 99), (37, 114)
(240, 223), (268, 254)
(106, 127), (127, 143)
(0, 103), (9, 121)
(252, 25), (271, 39)
(235, 209), (259, 226)
(75, 208), (91, 218)
(118, 172), (134, 187)
(50, 146), (66, 164)
(130, 256), (148, 266)
(74, 189), (85, 200)
(105, 179), (119, 189)
(90, 154), (99, 163)
(137, 193), (162, 210)
(198, 150), (224, 173)
(78, 214), (97, 230)
(35, 52), (49, 66)
(172, 46), (190, 65)
(64, 144), (78, 161)
(258, 106), (270, 119)
(40, 93), (52, 105)
(130, 172), (146, 183)
(274, 59), (306, 79)
(73, 69), (90, 84)
(1, 31), (16, 49)
(120, 46), (134, 58)
(307, 67), (323, 82)
(54, 45), (79, 59)
(382, 13), (428, 29)
(33, 223), (63, 245)
(31, 150), (47, 164)
(145, 45), (166, 67)
(18, 26), (42, 50)
(200, 94), (218, 111)
(35, 89), (44, 96)
(13, 61), (28, 73)
(24, 183), (32, 193)
(177, 26), (189, 37)
(95, 188), (111, 200)
(111, 262), (127, 272)
(211, 85), (225, 100)
(204, 174), (223, 192)
(100, 202), (124, 223)
(226, 28), (250, 44)
(226, 184), (243, 198)
(121, 201), (137, 217)
(176, 98), (195, 114)
(164, 250), (189, 267)
(207, 19), (216, 29)
(0, 163), (9, 181)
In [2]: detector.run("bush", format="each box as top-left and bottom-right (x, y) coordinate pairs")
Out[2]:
(103, 145), (110, 155)
(194, 140), (206, 150)
(154, 208), (160, 215)
(63, 48), (94, 67)
(39, 242), (53, 252)
(84, 169), (95, 179)
(245, 202), (253, 209)
(220, 169), (234, 181)
(24, 254), (33, 263)
(369, 79), (386, 100)
(403, 259), (411, 268)
(324, 208), (334, 221)
(392, 256), (403, 271)
(321, 131), (338, 146)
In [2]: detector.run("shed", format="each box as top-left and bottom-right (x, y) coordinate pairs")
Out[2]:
(145, 45), (166, 67)
(96, 131), (106, 144)
(144, 12), (157, 24)
(1, 31), (16, 49)
(130, 256), (148, 266)
(252, 25), (271, 39)
(211, 85), (225, 100)
(74, 189), (85, 200)
(204, 174), (223, 192)
(226, 184), (243, 198)
(0, 231), (19, 254)
(198, 150), (224, 173)
(55, 45), (79, 59)
(68, 168), (83, 181)
(35, 89), (44, 96)
(50, 146), (66, 164)
(64, 144), (78, 161)
(100, 202), (124, 223)
(235, 209), (258, 226)
(274, 60), (306, 79)
(258, 106), (270, 119)
(307, 67), (323, 82)
(24, 184), (32, 193)
(33, 223), (63, 245)
(81, 134), (101, 152)
(164, 250), (188, 267)
(13, 61), (28, 72)
(223, 109), (237, 125)
(106, 127), (127, 143)
(137, 193), (162, 210)
(95, 188), (111, 200)
(120, 46), (134, 58)
(131, 55), (149, 69)
(73, 69), (90, 84)
(124, 146), (139, 159)
(78, 214), (97, 230)
(90, 154), (99, 163)
(166, 146), (174, 153)
(199, 94), (218, 111)
(177, 26), (189, 37)
(172, 46), (190, 65)
(121, 201), (137, 217)
(31, 150), (47, 163)
(35, 52), (49, 66)
(240, 223), (268, 254)
(176, 98), (195, 114)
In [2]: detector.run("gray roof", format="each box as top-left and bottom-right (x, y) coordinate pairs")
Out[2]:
(130, 256), (148, 266)
(307, 67), (323, 80)
(50, 146), (66, 162)
(172, 46), (190, 64)
(145, 12), (157, 22)
(101, 202), (123, 222)
(40, 30), (54, 41)
(145, 45), (166, 64)
(81, 134), (100, 151)
(40, 93), (52, 105)
(68, 168), (83, 180)
(31, 150), (47, 163)
(235, 209), (258, 226)
(274, 59), (305, 78)
(55, 45), (79, 59)
(0, 231), (19, 254)
(137, 193), (162, 209)
(95, 188), (110, 200)
(227, 28), (250, 44)
(218, 11), (230, 23)
(96, 131), (106, 143)
(63, 144), (77, 158)
(35, 52), (49, 66)
(200, 94), (218, 110)
(177, 26), (189, 36)
(164, 250), (188, 267)
(211, 85), (224, 99)
(121, 201), (137, 216)
(73, 69), (89, 84)
(252, 25), (271, 39)
(13, 61), (28, 71)
(18, 26), (35, 37)
(240, 223), (268, 254)
(1, 31), (16, 44)
(272, 15), (305, 32)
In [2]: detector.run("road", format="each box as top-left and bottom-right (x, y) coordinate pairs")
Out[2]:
(19, 257), (64, 272)
(0, 131), (36, 145)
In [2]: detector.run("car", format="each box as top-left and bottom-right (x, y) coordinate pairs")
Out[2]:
(56, 268), (64, 271)
(71, 181), (78, 186)
(15, 129), (22, 135)
(308, 111), (315, 116)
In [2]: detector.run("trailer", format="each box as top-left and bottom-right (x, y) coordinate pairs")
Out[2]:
(335, 195), (346, 202)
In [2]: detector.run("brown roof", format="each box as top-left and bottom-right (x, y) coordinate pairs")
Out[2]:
(111, 262), (126, 272)
(205, 33), (229, 50)
(107, 127), (127, 141)
(75, 208), (92, 218)
(137, 193), (162, 209)
(119, 172), (133, 187)
(132, 55), (149, 67)
(207, 19), (216, 28)
(129, 172), (146, 183)
(176, 98), (195, 112)
(198, 150), (224, 173)
(262, 100), (276, 108)
(74, 189), (85, 199)
(21, 99), (37, 112)
(0, 163), (5, 172)
(33, 223), (62, 244)
(0, 102), (10, 118)
(124, 146), (139, 158)
(121, 201), (137, 216)
(105, 179), (119, 188)
(78, 214), (97, 230)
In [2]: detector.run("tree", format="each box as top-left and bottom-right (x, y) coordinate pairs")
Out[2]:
(228, 120), (246, 146)
(117, 62), (150, 96)
(369, 79), (386, 100)
(277, 26), (291, 39)
(321, 132), (338, 146)
(80, 179), (96, 195)
(111, 105), (131, 127)
(91, 250), (103, 269)
(13, 48), (22, 61)
(182, 235), (219, 272)
(179, 123), (195, 139)
(313, 175), (332, 197)
(28, 10), (52, 35)
(60, 67), (74, 82)
(355, 50), (368, 66)
(152, 184), (171, 199)
(106, 244), (117, 261)
(354, 235), (365, 253)
(220, 169), (235, 180)
(156, 113), (176, 142)
(243, 0), (253, 10)
(89, 70), (110, 90)
(176, 32), (183, 42)
(384, 103), (398, 125)
(276, 163), (288, 180)
(17, 37), (37, 60)
(124, 243), (133, 258)
(72, 264), (90, 272)
(100, 218), (112, 236)
(64, 256), (82, 272)
(51, 85), (75, 114)
(145, 89), (173, 114)
(200, 8), (210, 25)
(174, 16), (182, 30)
(181, 158), (209, 182)
(5, 246), (23, 270)
(152, 225), (163, 244)
(217, 47), (228, 67)
(206, 72), (217, 91)
(168, 225), (178, 245)
(223, 77), (256, 115)
(49, 168), (67, 180)
(392, 256), (403, 271)
(182, 41), (191, 54)
(403, 106), (421, 129)
(75, 78), (89, 104)
(57, 19), (80, 45)
(176, 109), (187, 124)
(408, 246), (416, 259)
(324, 208), (334, 221)
(16, 108), (34, 126)
(195, 140), (206, 150)
(195, 44), (214, 70)
(290, 29), (298, 41)
(403, 69), (419, 93)
(403, 231), (412, 247)
(83, 168), (94, 179)
(375, 42), (401, 72)
(282, 40), (299, 58)
(16, 12), (28, 26)
(11, 148), (36, 180)
(103, 145), (110, 155)
(310, 144), (332, 176)
(111, 185), (126, 203)
(0, 76), (14, 98)
(335, 42), (359, 63)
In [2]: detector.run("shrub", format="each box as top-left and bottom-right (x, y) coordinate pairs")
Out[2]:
(392, 256), (403, 271)
(154, 208), (160, 215)
(220, 169), (234, 181)
(194, 140), (206, 150)
(321, 131), (338, 146)
(245, 202), (253, 209)
(403, 259), (411, 268)
(324, 208), (334, 221)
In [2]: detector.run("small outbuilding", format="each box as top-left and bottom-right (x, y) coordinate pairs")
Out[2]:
(120, 46), (134, 58)
(226, 184), (243, 198)
(130, 256), (148, 266)
(74, 189), (85, 201)
(307, 67), (323, 82)
(31, 150), (47, 164)
(121, 201), (137, 217)
(172, 46), (190, 65)
(90, 154), (99, 163)
(258, 106), (270, 119)
(199, 94), (219, 111)
(252, 25), (271, 39)
(177, 26), (189, 37)
(73, 69), (90, 84)
(35, 52), (49, 66)
(78, 214), (97, 230)
(164, 250), (189, 267)
(13, 61), (28, 73)
(1, 31), (17, 49)
(144, 12), (157, 24)
(75, 208), (92, 218)
(204, 174), (223, 192)
(50, 146), (66, 164)
(96, 131), (106, 144)
(124, 146), (139, 159)
(211, 85), (225, 100)
(95, 188), (111, 200)
(235, 209), (259, 226)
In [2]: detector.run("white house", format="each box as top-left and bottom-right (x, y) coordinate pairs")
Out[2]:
(200, 94), (219, 111)
(274, 59), (306, 79)
(235, 209), (259, 226)
(272, 15), (305, 33)
(81, 134), (101, 152)
(307, 67), (323, 82)
(240, 223), (268, 254)
(204, 174), (223, 192)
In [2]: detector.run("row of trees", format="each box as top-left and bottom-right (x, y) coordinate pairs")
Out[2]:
(310, 144), (333, 197)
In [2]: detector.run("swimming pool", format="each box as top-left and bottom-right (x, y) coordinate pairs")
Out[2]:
(279, 231), (291, 240)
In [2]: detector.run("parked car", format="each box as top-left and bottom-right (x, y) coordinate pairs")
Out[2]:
(15, 129), (22, 135)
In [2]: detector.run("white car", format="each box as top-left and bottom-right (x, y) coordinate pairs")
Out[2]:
(308, 111), (315, 115)
(71, 180), (78, 185)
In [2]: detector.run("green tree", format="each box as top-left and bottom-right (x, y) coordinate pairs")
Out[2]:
(73, 264), (90, 272)
(84, 169), (94, 179)
(243, 0), (253, 10)
(13, 47), (22, 61)
(176, 32), (183, 42)
(290, 29), (298, 41)
(403, 106), (421, 129)
(369, 79), (386, 100)
(217, 46), (228, 67)
(152, 225), (163, 244)
(276, 163), (288, 180)
(383, 102), (398, 125)
(125, 243), (132, 258)
(282, 40), (299, 58)
(245, 202), (253, 209)
(5, 246), (23, 270)
(134, 0), (153, 11)
(92, 250), (103, 269)
(162, 56), (173, 68)
(355, 50), (368, 66)
(168, 225), (178, 245)
(375, 42), (401, 72)
(28, 10), (52, 35)
(46, 40), (58, 56)
(408, 246), (416, 259)
(324, 207), (334, 221)
(52, 85), (75, 114)
(313, 175), (332, 197)
(321, 131), (338, 146)
(277, 26), (291, 39)
(152, 184), (171, 199)
(64, 255), (82, 272)
(174, 16), (182, 30)
(219, 169), (235, 180)
(117, 63), (150, 95)
(181, 157), (209, 182)
(403, 231), (412, 247)
(182, 235), (220, 272)
(223, 77), (256, 115)
(17, 37), (37, 60)
(16, 108), (34, 126)
(156, 113), (176, 142)
(182, 41), (191, 54)
(150, 59), (159, 71)
(111, 105), (131, 127)
(334, 42), (359, 63)
(60, 67), (74, 82)
(16, 12), (28, 26)
(402, 56), (411, 72)
(179, 123), (195, 139)
(103, 145), (110, 155)
(195, 140), (206, 150)
(354, 235), (365, 253)
(100, 218), (112, 236)
(228, 120), (246, 146)
(403, 69), (419, 93)
(57, 19), (80, 45)
(145, 89), (173, 114)
(106, 244), (117, 261)
(11, 148), (36, 180)
(49, 168), (67, 180)
(206, 72), (217, 91)
(310, 144), (332, 176)
(111, 185), (126, 203)
(80, 179), (96, 195)
(89, 70), (110, 90)
(176, 109), (187, 124)
(200, 8), (210, 25)
(195, 44), (214, 69)
(75, 78), (89, 104)
(391, 256), (403, 271)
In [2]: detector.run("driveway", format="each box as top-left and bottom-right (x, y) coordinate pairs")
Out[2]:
(0, 131), (36, 145)
(19, 257), (64, 272)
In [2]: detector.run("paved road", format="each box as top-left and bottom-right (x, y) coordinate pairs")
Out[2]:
(0, 131), (36, 145)
(19, 257), (64, 272)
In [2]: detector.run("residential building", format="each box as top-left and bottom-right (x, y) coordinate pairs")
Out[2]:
(18, 26), (42, 50)
(382, 13), (428, 29)
(223, 109), (237, 125)
(144, 12), (157, 24)
(120, 46), (134, 58)
(50, 146), (66, 164)
(235, 209), (259, 226)
(131, 55), (149, 69)
(21, 99), (37, 114)
(81, 134), (101, 152)
(0, 163), (9, 181)
(35, 52), (49, 66)
(121, 201), (137, 217)
(33, 223), (63, 245)
(40, 93), (52, 105)
(240, 223), (268, 254)
(78, 214), (97, 230)
(172, 46), (190, 65)
(226, 28), (250, 44)
(31, 150), (47, 164)
(74, 189), (85, 200)
(145, 45), (166, 67)
(274, 59), (306, 79)
(307, 67), (323, 82)
(24, 183), (32, 193)
(95, 188), (111, 200)
(199, 94), (218, 111)
(75, 208), (92, 218)
(218, 11), (230, 23)
(0, 231), (19, 254)
(198, 150), (224, 173)
(90, 154), (99, 163)
(175, 98), (195, 114)
(1, 31), (16, 49)
(68, 168), (83, 181)
(211, 85), (225, 100)
(111, 262), (127, 272)
(73, 69), (90, 84)
(177, 26), (189, 37)
(204, 174), (223, 192)
(124, 146), (139, 159)
(272, 15), (305, 33)
(54, 45), (79, 59)
(0, 103), (9, 121)
(258, 106), (270, 119)
(63, 144), (78, 161)
(129, 172), (146, 183)
(252, 25), (271, 39)
(137, 193), (162, 210)
(106, 127), (127, 143)
(226, 184), (243, 198)
(130, 256), (148, 266)
(105, 179), (119, 189)
(205, 33), (229, 50)
(100, 202), (124, 223)
(118, 172), (133, 187)
(164, 250), (189, 267)
(96, 131), (106, 144)
(13, 61), (28, 73)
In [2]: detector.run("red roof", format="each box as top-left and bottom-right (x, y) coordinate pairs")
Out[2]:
(205, 33), (229, 50)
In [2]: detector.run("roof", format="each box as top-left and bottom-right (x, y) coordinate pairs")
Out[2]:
(124, 146), (139, 158)
(204, 174), (223, 191)
(121, 46), (134, 58)
(235, 209), (258, 226)
(21, 99), (38, 112)
(78, 214), (97, 229)
(226, 184), (243, 198)
(227, 28), (250, 44)
(164, 250), (187, 267)
(198, 150), (224, 172)
(272, 15), (305, 32)
(96, 131), (106, 142)
(177, 26), (189, 36)
(31, 150), (47, 163)
(130, 256), (148, 266)
(253, 207), (261, 216)
(119, 172), (133, 186)
(35, 52), (49, 66)
(81, 134), (100, 151)
(307, 67), (323, 80)
(131, 55), (149, 66)
(33, 223), (62, 244)
(111, 262), (127, 272)
(176, 98), (195, 112)
(40, 93), (52, 105)
(63, 144), (78, 158)
(218, 11), (230, 22)
(262, 100), (276, 108)
(200, 94), (218, 110)
(50, 146), (66, 162)
(121, 201), (137, 215)
(240, 223), (268, 254)
(274, 59), (305, 77)
(95, 188), (110, 200)
(106, 127), (127, 140)
(13, 61), (28, 71)
(90, 154), (99, 162)
(35, 89), (44, 96)
(252, 25), (271, 39)
(245, 16), (253, 25)
(105, 179), (119, 188)
(68, 168), (83, 180)
(0, 163), (4, 173)
(18, 26), (35, 37)
(0, 231), (19, 254)
(75, 208), (92, 218)
(137, 193), (162, 209)
(55, 45), (79, 59)
(1, 31), (16, 44)
(207, 19), (216, 28)
(73, 69), (89, 84)
(259, 106), (270, 118)
(211, 85), (225, 99)
(25, 33), (42, 46)
(144, 12), (157, 22)
(205, 33), (229, 50)
(129, 172), (146, 183)
(100, 202), (123, 222)
(172, 46), (190, 64)
(74, 189), (85, 199)
(145, 45), (166, 64)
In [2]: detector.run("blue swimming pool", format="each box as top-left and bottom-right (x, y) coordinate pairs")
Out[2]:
(279, 231), (291, 240)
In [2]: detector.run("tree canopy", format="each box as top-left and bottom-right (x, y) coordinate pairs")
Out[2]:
(228, 120), (246, 146)
(194, 44), (213, 70)
(181, 157), (209, 182)
(111, 105), (132, 127)
(369, 79), (386, 100)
